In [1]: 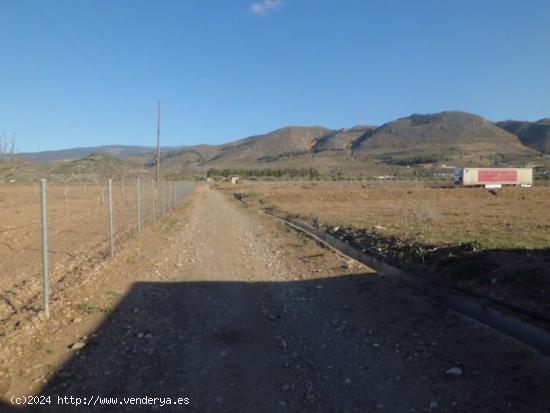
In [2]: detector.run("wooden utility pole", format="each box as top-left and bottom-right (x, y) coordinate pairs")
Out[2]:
(156, 100), (161, 191)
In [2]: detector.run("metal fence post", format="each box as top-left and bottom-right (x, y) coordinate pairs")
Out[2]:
(151, 179), (155, 224)
(64, 183), (69, 216)
(40, 179), (50, 318)
(108, 179), (114, 258)
(168, 181), (172, 211)
(162, 181), (166, 215)
(136, 177), (141, 235)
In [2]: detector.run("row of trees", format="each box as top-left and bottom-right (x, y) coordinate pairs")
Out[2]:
(207, 167), (321, 180)
(389, 154), (448, 166)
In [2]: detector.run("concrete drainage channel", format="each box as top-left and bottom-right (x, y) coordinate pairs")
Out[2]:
(232, 195), (550, 357)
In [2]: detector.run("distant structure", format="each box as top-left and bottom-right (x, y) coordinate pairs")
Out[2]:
(231, 176), (240, 185)
(454, 167), (533, 188)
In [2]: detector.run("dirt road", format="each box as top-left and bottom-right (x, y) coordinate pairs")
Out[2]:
(2, 185), (550, 412)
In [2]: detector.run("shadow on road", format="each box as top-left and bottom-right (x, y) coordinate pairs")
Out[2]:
(3, 274), (550, 412)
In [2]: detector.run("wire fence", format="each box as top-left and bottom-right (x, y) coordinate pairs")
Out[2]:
(0, 179), (196, 322)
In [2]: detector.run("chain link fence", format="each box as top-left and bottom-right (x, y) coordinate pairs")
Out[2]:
(0, 179), (196, 322)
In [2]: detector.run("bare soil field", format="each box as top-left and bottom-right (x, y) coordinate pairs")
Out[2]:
(0, 182), (159, 333)
(223, 181), (550, 318)
(226, 181), (550, 249)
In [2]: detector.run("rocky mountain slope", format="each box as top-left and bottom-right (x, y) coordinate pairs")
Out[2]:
(497, 119), (550, 154)
(352, 111), (537, 165)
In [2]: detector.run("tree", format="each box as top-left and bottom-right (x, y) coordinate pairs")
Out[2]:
(0, 132), (16, 162)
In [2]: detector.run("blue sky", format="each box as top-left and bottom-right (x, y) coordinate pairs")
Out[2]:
(1, 0), (550, 152)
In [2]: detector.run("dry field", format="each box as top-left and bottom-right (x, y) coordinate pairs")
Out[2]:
(224, 180), (550, 316)
(0, 181), (162, 330)
(229, 180), (550, 250)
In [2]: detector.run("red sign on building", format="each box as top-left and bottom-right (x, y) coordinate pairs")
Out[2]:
(478, 169), (517, 183)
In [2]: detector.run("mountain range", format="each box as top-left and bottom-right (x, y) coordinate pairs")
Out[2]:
(13, 111), (550, 178)
(17, 145), (178, 163)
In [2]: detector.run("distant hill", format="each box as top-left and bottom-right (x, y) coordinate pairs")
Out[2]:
(0, 157), (43, 183)
(50, 152), (134, 178)
(209, 126), (332, 165)
(352, 111), (538, 165)
(160, 145), (224, 170)
(497, 119), (550, 154)
(158, 126), (334, 170)
(17, 145), (177, 163)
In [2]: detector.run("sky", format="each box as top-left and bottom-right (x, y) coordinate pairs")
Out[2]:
(1, 0), (550, 153)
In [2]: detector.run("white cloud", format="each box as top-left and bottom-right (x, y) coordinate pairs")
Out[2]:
(250, 0), (283, 16)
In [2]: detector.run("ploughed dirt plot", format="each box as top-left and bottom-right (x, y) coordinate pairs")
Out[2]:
(0, 183), (157, 339)
(224, 181), (550, 319)
(1, 185), (550, 412)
